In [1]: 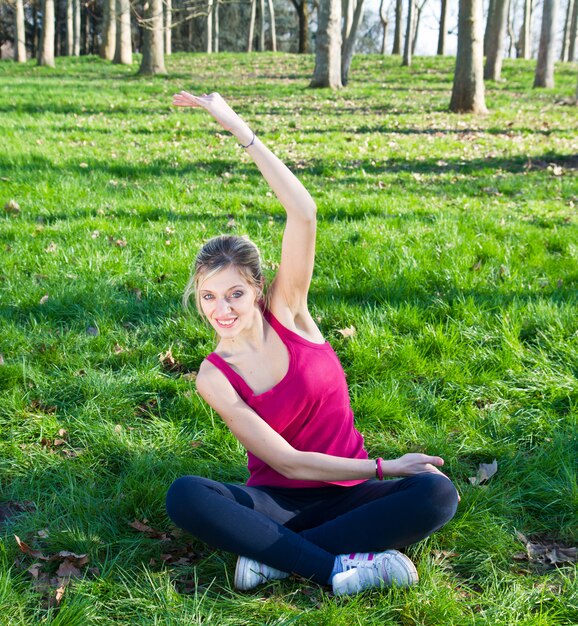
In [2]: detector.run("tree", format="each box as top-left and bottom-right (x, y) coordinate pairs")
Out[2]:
(38, 0), (55, 66)
(139, 0), (167, 74)
(72, 0), (80, 55)
(14, 0), (27, 61)
(267, 0), (277, 51)
(484, 0), (510, 80)
(100, 0), (116, 59)
(517, 0), (532, 58)
(310, 0), (342, 88)
(412, 0), (429, 54)
(392, 0), (402, 53)
(289, 0), (310, 53)
(248, 0), (256, 51)
(565, 0), (578, 60)
(450, 0), (488, 113)
(380, 0), (391, 54)
(341, 0), (365, 84)
(534, 0), (559, 87)
(165, 0), (172, 55)
(66, 0), (73, 54)
(402, 0), (415, 65)
(437, 0), (448, 54)
(113, 0), (132, 64)
(206, 0), (214, 52)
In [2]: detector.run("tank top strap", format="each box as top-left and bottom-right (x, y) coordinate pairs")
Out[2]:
(263, 308), (291, 340)
(205, 352), (253, 397)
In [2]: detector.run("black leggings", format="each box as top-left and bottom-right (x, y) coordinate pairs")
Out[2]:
(165, 473), (459, 585)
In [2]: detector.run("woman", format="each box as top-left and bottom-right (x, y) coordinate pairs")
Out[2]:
(166, 92), (459, 596)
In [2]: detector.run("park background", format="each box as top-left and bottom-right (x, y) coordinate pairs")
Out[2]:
(1, 0), (578, 622)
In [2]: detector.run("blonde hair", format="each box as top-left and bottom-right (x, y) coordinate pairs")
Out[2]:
(183, 235), (264, 317)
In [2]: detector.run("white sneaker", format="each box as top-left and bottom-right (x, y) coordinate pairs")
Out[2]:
(234, 556), (290, 590)
(332, 550), (418, 596)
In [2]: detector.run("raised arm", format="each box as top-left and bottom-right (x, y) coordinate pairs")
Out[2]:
(173, 92), (317, 317)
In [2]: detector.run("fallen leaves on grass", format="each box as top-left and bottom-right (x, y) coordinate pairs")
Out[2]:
(337, 326), (356, 338)
(136, 398), (158, 417)
(15, 535), (93, 606)
(159, 348), (184, 373)
(468, 460), (498, 486)
(514, 532), (577, 568)
(4, 199), (20, 215)
(45, 242), (58, 253)
(130, 520), (203, 569)
(29, 400), (57, 414)
(39, 295), (49, 305)
(0, 354), (4, 366)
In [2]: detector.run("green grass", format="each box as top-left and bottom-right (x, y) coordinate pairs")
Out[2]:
(0, 52), (577, 624)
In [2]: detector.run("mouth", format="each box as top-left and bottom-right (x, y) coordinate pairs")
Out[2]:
(215, 317), (238, 329)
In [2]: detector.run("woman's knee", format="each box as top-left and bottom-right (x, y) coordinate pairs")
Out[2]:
(412, 472), (459, 525)
(165, 475), (208, 528)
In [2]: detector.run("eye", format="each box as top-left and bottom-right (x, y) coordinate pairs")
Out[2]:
(230, 291), (244, 298)
(201, 293), (214, 301)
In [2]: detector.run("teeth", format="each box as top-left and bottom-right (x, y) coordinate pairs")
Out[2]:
(217, 318), (236, 327)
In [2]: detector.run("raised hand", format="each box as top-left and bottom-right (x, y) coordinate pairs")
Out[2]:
(172, 91), (247, 136)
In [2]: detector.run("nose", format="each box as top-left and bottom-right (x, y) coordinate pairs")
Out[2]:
(215, 297), (232, 316)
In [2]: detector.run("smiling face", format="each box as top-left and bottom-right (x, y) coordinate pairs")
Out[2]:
(198, 265), (262, 338)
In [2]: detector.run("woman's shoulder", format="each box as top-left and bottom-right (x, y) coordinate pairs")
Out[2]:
(266, 300), (325, 345)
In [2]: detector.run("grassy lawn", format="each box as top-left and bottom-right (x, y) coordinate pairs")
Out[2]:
(0, 53), (577, 625)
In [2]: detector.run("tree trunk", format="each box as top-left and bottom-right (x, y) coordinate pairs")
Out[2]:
(296, 0), (310, 53)
(483, 0), (495, 55)
(72, 0), (80, 55)
(437, 0), (448, 54)
(310, 0), (342, 88)
(402, 0), (415, 65)
(534, 0), (559, 87)
(392, 0), (402, 53)
(113, 0), (132, 64)
(206, 0), (213, 52)
(139, 0), (167, 73)
(213, 0), (219, 52)
(248, 0), (256, 51)
(15, 0), (27, 61)
(484, 0), (510, 80)
(567, 0), (578, 60)
(66, 0), (73, 54)
(380, 0), (389, 54)
(342, 0), (354, 42)
(517, 0), (532, 58)
(267, 0), (277, 51)
(38, 0), (55, 66)
(342, 0), (365, 84)
(450, 0), (488, 113)
(165, 0), (172, 55)
(412, 0), (428, 54)
(100, 0), (116, 59)
(258, 0), (265, 50)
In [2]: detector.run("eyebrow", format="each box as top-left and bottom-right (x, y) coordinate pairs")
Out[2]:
(199, 285), (246, 293)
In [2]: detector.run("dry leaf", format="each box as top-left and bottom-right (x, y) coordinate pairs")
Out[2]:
(91, 230), (100, 239)
(27, 563), (43, 579)
(14, 535), (49, 560)
(337, 326), (356, 338)
(515, 532), (577, 567)
(79, 162), (88, 168)
(57, 429), (68, 438)
(37, 529), (49, 539)
(56, 559), (82, 579)
(45, 242), (58, 253)
(159, 349), (185, 373)
(0, 354), (4, 366)
(4, 200), (20, 215)
(471, 259), (482, 271)
(53, 439), (66, 447)
(39, 295), (49, 305)
(468, 459), (498, 486)
(181, 371), (197, 382)
(54, 583), (67, 605)
(114, 424), (122, 433)
(113, 343), (124, 354)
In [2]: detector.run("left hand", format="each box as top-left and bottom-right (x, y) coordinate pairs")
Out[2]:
(386, 453), (446, 477)
(172, 91), (247, 135)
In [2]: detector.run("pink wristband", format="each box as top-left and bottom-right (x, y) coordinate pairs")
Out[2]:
(376, 458), (384, 481)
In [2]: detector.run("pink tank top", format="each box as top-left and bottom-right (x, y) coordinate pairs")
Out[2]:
(205, 309), (369, 488)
